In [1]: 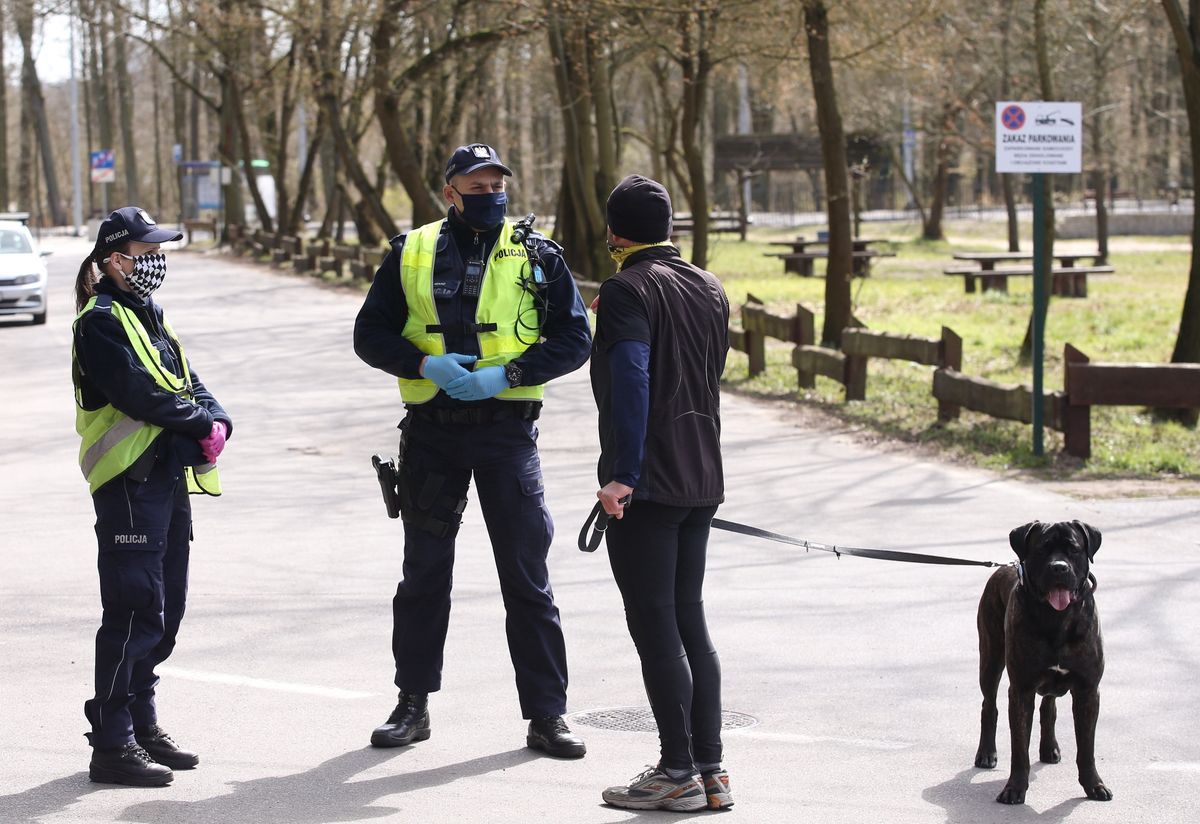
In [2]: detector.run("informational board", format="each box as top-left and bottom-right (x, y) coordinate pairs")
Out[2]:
(995, 102), (1082, 174)
(90, 149), (115, 184)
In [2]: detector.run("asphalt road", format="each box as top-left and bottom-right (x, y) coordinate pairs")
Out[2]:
(2, 237), (1198, 824)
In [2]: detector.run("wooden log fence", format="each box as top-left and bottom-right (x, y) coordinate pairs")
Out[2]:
(221, 224), (386, 282)
(844, 327), (962, 420)
(217, 241), (1197, 462)
(931, 370), (1065, 430)
(1063, 344), (1200, 458)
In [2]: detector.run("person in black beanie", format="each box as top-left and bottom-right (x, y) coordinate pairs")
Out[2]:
(590, 174), (733, 811)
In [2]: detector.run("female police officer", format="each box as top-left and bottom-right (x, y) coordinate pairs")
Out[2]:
(72, 206), (231, 786)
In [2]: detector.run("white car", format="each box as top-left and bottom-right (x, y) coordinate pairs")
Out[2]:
(0, 216), (50, 325)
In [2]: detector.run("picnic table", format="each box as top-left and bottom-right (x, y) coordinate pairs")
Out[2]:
(944, 251), (1114, 298)
(765, 236), (895, 277)
(670, 211), (751, 241)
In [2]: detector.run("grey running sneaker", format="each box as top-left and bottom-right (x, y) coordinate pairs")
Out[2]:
(702, 768), (734, 809)
(601, 764), (707, 812)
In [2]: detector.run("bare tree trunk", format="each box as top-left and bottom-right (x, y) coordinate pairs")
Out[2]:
(318, 0), (396, 238)
(371, 7), (444, 227)
(287, 112), (325, 235)
(146, 0), (164, 216)
(1089, 5), (1110, 266)
(16, 0), (66, 225)
(269, 46), (299, 240)
(231, 77), (274, 232)
(86, 0), (116, 183)
(171, 39), (187, 220)
(547, 3), (616, 279)
(217, 69), (244, 231)
(1161, 0), (1200, 424)
(678, 9), (713, 270)
(805, 0), (853, 347)
(189, 59), (201, 166)
(1000, 0), (1020, 251)
(112, 2), (140, 204)
(0, 0), (8, 210)
(215, 1), (244, 233)
(1020, 0), (1057, 364)
(923, 104), (953, 241)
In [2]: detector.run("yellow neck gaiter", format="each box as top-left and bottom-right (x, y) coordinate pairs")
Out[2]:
(609, 240), (674, 272)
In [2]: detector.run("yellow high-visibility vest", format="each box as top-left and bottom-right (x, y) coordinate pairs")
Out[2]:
(72, 295), (222, 496)
(397, 218), (544, 404)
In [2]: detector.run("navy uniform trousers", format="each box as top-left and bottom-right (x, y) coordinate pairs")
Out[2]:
(393, 412), (568, 719)
(84, 455), (191, 749)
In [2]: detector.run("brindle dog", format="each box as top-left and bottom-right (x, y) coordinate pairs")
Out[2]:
(974, 520), (1112, 805)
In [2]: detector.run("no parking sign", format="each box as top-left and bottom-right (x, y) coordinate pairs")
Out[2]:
(995, 102), (1081, 173)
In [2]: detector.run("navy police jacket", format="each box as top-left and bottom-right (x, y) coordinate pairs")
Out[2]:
(73, 277), (232, 484)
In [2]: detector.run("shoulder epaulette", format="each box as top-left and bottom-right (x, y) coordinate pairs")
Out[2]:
(529, 231), (564, 256)
(389, 232), (408, 254)
(93, 293), (113, 313)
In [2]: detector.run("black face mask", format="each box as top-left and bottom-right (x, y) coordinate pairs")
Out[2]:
(454, 189), (508, 230)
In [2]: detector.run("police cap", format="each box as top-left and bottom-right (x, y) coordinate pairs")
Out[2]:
(93, 206), (183, 260)
(445, 144), (513, 183)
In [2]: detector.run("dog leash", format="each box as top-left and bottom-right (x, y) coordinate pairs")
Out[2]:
(578, 501), (1007, 567)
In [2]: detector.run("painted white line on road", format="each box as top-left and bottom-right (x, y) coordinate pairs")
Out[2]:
(728, 728), (912, 751)
(1146, 762), (1200, 773)
(156, 666), (379, 699)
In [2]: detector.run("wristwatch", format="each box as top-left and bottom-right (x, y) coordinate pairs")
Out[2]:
(504, 361), (524, 388)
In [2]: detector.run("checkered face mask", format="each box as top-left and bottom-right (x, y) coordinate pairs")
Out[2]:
(124, 252), (167, 301)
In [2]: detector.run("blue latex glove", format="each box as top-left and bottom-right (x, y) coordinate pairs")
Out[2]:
(444, 366), (509, 401)
(421, 353), (477, 388)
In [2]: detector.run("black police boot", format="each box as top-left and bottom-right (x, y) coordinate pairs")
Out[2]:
(526, 715), (587, 759)
(89, 742), (174, 786)
(135, 724), (200, 769)
(370, 692), (431, 748)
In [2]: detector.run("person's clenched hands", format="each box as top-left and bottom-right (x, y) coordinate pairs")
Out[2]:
(421, 353), (478, 388)
(199, 420), (228, 463)
(444, 366), (509, 401)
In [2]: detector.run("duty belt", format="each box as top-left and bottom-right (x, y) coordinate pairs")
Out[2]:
(407, 401), (541, 425)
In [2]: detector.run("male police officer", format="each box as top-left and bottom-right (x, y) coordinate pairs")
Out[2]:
(354, 144), (591, 757)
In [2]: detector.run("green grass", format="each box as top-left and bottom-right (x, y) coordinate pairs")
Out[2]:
(676, 221), (1198, 480)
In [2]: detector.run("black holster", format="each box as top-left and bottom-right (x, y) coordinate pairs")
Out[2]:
(373, 415), (468, 536)
(372, 454), (402, 519)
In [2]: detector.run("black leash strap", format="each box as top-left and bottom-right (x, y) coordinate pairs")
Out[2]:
(708, 518), (1004, 567)
(577, 497), (632, 553)
(577, 502), (1004, 567)
(578, 502), (609, 553)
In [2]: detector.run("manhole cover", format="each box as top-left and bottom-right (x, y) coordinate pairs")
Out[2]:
(569, 706), (758, 733)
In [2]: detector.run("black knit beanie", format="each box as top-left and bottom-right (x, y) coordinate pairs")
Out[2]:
(606, 174), (673, 243)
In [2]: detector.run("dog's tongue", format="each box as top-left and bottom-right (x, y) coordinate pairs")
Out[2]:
(1047, 587), (1073, 611)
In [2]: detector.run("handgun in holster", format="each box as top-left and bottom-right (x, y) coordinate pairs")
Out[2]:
(372, 454), (402, 519)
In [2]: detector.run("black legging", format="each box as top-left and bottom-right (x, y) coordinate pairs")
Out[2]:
(605, 501), (722, 772)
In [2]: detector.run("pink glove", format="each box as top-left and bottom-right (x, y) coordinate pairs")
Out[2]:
(199, 420), (227, 464)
